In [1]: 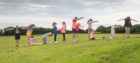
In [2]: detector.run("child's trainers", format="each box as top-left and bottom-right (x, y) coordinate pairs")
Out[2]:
(54, 41), (58, 43)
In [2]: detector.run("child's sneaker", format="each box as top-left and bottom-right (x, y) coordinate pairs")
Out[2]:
(90, 38), (95, 40)
(54, 41), (58, 43)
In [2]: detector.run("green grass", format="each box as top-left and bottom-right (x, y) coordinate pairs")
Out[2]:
(0, 34), (140, 63)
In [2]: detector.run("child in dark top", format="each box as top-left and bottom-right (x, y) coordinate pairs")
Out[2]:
(117, 16), (139, 38)
(60, 21), (66, 42)
(14, 26), (21, 47)
(42, 32), (52, 44)
(52, 22), (58, 43)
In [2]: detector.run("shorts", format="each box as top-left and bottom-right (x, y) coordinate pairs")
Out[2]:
(125, 27), (130, 30)
(15, 33), (20, 40)
(72, 28), (77, 33)
(88, 28), (93, 34)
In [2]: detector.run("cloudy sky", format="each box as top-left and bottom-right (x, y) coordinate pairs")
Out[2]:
(0, 0), (140, 30)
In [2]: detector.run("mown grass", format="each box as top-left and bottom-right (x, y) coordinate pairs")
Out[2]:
(0, 34), (140, 63)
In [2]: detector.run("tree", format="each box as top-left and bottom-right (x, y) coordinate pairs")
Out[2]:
(131, 24), (140, 33)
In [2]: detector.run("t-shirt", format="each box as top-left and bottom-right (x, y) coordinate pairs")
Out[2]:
(14, 28), (21, 34)
(124, 18), (132, 27)
(60, 25), (66, 33)
(72, 19), (77, 29)
(52, 26), (57, 35)
(26, 30), (32, 37)
(87, 21), (92, 29)
(42, 33), (48, 39)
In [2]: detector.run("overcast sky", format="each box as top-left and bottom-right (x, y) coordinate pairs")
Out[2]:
(0, 0), (140, 30)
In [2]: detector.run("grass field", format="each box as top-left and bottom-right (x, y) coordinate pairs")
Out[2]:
(0, 34), (140, 63)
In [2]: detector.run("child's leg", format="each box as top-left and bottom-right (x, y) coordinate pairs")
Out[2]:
(93, 32), (95, 39)
(75, 32), (78, 41)
(62, 33), (66, 41)
(72, 29), (76, 41)
(16, 39), (19, 47)
(112, 33), (115, 39)
(88, 30), (91, 40)
(125, 27), (129, 38)
(125, 27), (127, 37)
(72, 33), (75, 40)
(54, 34), (57, 42)
(127, 27), (130, 37)
(42, 38), (47, 44)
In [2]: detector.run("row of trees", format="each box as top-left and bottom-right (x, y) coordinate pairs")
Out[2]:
(96, 24), (140, 33)
(0, 24), (140, 35)
(0, 27), (86, 36)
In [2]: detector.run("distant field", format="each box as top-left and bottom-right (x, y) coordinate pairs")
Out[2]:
(0, 34), (140, 63)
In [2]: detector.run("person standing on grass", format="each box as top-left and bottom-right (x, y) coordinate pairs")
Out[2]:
(52, 22), (58, 43)
(42, 32), (52, 44)
(60, 21), (66, 42)
(87, 18), (98, 40)
(14, 26), (21, 47)
(110, 25), (119, 39)
(75, 23), (84, 39)
(117, 16), (139, 38)
(26, 24), (35, 45)
(72, 17), (84, 42)
(89, 29), (96, 40)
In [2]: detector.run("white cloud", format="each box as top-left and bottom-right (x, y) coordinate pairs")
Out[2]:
(0, 0), (140, 30)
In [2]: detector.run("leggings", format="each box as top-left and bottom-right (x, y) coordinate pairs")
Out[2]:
(54, 34), (57, 41)
(62, 33), (66, 41)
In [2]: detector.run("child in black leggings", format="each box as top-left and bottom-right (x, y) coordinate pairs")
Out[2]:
(60, 21), (66, 42)
(52, 22), (58, 43)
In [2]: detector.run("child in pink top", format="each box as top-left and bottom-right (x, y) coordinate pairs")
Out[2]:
(60, 21), (66, 42)
(89, 29), (95, 40)
(75, 23), (84, 39)
(76, 23), (82, 32)
(72, 17), (84, 42)
(29, 36), (42, 45)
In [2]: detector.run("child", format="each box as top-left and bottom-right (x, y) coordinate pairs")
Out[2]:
(117, 16), (139, 38)
(60, 21), (66, 42)
(29, 36), (42, 45)
(75, 23), (84, 38)
(87, 18), (98, 40)
(76, 23), (81, 32)
(52, 22), (58, 43)
(72, 17), (84, 42)
(89, 29), (95, 40)
(42, 32), (52, 44)
(14, 26), (21, 47)
(110, 25), (119, 39)
(26, 24), (35, 45)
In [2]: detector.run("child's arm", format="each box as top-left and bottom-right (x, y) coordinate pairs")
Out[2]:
(117, 19), (124, 22)
(92, 20), (99, 23)
(131, 19), (139, 22)
(77, 17), (84, 20)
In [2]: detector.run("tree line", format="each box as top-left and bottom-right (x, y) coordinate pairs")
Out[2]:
(96, 24), (140, 34)
(0, 26), (86, 36)
(0, 24), (140, 36)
